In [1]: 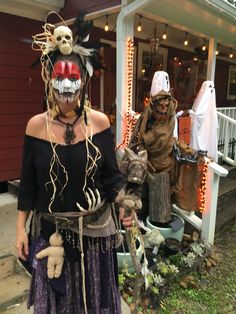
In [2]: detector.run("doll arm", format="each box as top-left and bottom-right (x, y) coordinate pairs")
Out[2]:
(36, 247), (50, 259)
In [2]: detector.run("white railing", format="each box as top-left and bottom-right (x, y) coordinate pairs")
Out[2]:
(222, 0), (236, 9)
(217, 107), (236, 166)
(173, 159), (228, 245)
(217, 107), (236, 120)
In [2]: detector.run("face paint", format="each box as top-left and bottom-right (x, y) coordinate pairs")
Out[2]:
(51, 61), (82, 104)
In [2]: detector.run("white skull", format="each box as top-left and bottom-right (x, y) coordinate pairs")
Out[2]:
(54, 26), (73, 55)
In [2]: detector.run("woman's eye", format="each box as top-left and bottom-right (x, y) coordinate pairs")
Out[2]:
(70, 77), (78, 81)
(56, 76), (63, 81)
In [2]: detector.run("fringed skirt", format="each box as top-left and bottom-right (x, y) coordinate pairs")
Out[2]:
(27, 236), (121, 314)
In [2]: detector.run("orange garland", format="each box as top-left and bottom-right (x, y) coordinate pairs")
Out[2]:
(116, 38), (136, 149)
(198, 158), (210, 213)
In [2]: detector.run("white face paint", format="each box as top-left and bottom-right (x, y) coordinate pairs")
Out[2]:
(52, 77), (81, 94)
(51, 61), (82, 104)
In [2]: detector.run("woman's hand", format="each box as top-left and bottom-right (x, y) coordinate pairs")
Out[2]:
(16, 210), (31, 261)
(16, 228), (29, 261)
(119, 207), (136, 229)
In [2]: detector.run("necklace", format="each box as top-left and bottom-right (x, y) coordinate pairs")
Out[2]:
(55, 104), (80, 118)
(55, 114), (81, 145)
(54, 104), (84, 145)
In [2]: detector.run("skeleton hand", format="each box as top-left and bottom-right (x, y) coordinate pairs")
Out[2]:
(76, 188), (101, 212)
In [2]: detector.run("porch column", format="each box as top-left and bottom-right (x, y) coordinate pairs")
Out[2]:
(116, 12), (134, 145)
(116, 0), (155, 145)
(206, 38), (217, 82)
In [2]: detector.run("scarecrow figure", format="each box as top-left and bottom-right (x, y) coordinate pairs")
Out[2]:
(130, 71), (207, 225)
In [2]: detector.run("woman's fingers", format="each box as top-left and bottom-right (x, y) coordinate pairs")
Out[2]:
(16, 243), (27, 260)
(119, 208), (136, 228)
(16, 232), (29, 261)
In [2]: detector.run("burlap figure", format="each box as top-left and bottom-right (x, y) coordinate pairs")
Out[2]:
(130, 90), (206, 223)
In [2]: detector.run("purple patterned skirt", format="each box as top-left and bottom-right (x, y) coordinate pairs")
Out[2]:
(27, 236), (121, 314)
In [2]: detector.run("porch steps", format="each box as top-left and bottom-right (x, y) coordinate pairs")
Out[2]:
(216, 164), (236, 231)
(0, 254), (31, 313)
(0, 192), (18, 257)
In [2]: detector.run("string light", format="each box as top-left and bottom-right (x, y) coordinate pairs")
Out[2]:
(184, 32), (189, 46)
(198, 159), (210, 213)
(215, 43), (219, 55)
(104, 15), (109, 32)
(137, 15), (142, 32)
(162, 24), (168, 40)
(116, 38), (136, 149)
(229, 48), (234, 58)
(202, 39), (207, 51)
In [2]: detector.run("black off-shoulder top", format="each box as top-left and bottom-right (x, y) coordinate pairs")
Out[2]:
(17, 127), (123, 213)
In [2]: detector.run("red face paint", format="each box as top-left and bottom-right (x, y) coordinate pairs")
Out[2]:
(51, 61), (81, 80)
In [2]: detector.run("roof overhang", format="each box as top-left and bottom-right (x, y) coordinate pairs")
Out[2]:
(0, 0), (65, 21)
(141, 0), (236, 48)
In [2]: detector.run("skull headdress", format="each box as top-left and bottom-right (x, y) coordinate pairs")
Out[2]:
(31, 12), (105, 78)
(54, 25), (73, 55)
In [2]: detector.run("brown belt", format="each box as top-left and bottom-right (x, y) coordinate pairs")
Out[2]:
(41, 200), (108, 233)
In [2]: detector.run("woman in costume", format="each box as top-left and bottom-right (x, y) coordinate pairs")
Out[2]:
(16, 13), (134, 314)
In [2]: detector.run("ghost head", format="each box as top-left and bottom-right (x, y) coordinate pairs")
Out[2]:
(54, 26), (73, 55)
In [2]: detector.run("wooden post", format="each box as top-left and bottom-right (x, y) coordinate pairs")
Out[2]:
(148, 172), (172, 223)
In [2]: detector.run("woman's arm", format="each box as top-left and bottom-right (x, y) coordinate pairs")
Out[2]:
(16, 210), (31, 260)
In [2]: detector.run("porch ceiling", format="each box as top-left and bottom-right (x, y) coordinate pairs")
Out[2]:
(0, 0), (65, 21)
(142, 0), (236, 48)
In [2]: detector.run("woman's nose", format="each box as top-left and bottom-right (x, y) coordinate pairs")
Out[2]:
(63, 78), (71, 89)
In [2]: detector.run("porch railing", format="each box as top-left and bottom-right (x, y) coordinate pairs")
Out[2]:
(217, 107), (236, 166)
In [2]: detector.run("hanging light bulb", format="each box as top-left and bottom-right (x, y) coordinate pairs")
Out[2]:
(184, 32), (189, 46)
(215, 43), (219, 55)
(229, 48), (234, 58)
(162, 24), (167, 40)
(137, 15), (142, 32)
(202, 39), (207, 51)
(104, 15), (109, 32)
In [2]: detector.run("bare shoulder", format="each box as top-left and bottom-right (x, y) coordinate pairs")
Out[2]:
(89, 108), (110, 133)
(26, 112), (47, 137)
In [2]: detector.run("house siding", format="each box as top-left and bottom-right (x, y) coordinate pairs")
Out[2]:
(0, 13), (44, 181)
(59, 0), (121, 19)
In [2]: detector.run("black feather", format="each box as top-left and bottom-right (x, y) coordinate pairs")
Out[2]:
(72, 12), (93, 44)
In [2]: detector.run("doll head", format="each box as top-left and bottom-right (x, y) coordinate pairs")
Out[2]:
(49, 232), (63, 246)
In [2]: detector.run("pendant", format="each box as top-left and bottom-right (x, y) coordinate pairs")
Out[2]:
(64, 123), (76, 145)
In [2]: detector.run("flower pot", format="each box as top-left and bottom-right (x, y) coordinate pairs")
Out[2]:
(146, 213), (185, 242)
(116, 230), (143, 273)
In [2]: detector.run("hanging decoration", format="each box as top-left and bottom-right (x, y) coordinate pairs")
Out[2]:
(149, 25), (160, 53)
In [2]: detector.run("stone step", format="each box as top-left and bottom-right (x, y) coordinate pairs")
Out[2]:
(0, 193), (18, 257)
(0, 254), (30, 313)
(0, 192), (17, 210)
(0, 299), (32, 314)
(7, 180), (20, 198)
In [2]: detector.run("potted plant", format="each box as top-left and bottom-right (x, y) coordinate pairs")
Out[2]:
(116, 230), (143, 273)
(146, 212), (185, 242)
